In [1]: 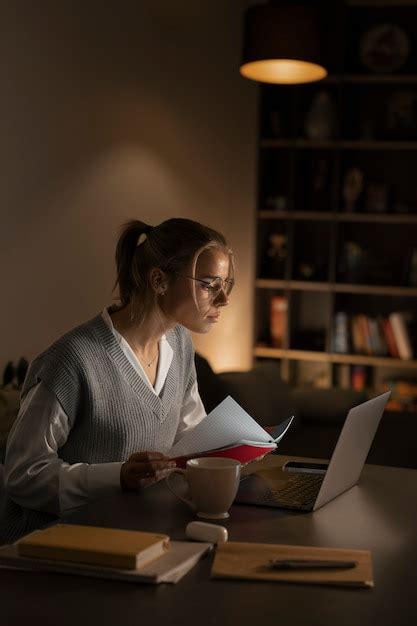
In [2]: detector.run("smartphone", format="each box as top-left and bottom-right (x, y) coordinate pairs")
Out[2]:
(282, 461), (328, 475)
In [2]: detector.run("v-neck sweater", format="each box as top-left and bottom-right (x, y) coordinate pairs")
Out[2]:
(21, 314), (196, 463)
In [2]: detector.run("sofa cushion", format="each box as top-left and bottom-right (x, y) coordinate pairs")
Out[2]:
(218, 362), (297, 428)
(289, 388), (368, 423)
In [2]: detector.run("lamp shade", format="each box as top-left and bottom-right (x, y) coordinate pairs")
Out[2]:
(240, 1), (327, 85)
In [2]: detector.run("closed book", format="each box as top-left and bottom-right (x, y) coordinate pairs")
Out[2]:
(337, 364), (351, 390)
(270, 295), (288, 348)
(358, 314), (373, 355)
(389, 312), (413, 360)
(333, 312), (349, 354)
(17, 524), (170, 570)
(351, 315), (364, 354)
(381, 318), (400, 359)
(373, 317), (388, 356)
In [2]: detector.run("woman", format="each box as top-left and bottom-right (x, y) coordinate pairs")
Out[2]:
(1, 218), (234, 543)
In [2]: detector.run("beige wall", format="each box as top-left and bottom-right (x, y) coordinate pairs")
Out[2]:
(0, 1), (257, 374)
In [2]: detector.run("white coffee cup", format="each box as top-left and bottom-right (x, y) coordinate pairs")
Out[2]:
(166, 457), (241, 519)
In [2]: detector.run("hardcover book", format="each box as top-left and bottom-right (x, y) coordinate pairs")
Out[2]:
(270, 295), (288, 349)
(381, 318), (400, 359)
(389, 312), (413, 360)
(17, 524), (170, 570)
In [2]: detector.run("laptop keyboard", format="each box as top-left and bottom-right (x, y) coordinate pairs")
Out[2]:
(261, 474), (324, 510)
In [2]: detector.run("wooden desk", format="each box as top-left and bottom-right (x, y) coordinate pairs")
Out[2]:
(2, 457), (417, 626)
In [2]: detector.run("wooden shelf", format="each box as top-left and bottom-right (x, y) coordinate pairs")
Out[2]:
(255, 279), (417, 297)
(325, 74), (417, 84)
(261, 139), (417, 150)
(253, 346), (417, 369)
(254, 3), (417, 390)
(258, 211), (417, 224)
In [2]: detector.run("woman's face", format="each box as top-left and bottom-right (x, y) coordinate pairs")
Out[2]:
(161, 248), (232, 334)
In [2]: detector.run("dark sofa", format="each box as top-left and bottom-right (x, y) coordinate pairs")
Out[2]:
(195, 354), (417, 470)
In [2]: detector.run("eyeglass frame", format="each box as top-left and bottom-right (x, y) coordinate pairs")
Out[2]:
(177, 274), (235, 299)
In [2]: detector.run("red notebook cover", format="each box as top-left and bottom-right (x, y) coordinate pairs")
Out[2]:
(172, 442), (277, 469)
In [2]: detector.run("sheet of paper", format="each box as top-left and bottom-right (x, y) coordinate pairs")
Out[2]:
(169, 396), (276, 457)
(271, 415), (295, 443)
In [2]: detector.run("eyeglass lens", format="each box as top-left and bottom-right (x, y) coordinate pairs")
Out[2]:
(211, 277), (234, 296)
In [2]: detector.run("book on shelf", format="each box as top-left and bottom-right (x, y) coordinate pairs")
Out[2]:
(381, 318), (400, 359)
(337, 364), (351, 390)
(333, 312), (349, 354)
(349, 314), (393, 357)
(211, 542), (373, 588)
(16, 524), (170, 570)
(1, 540), (212, 585)
(351, 365), (366, 392)
(169, 396), (294, 468)
(389, 312), (414, 360)
(334, 311), (414, 360)
(370, 317), (387, 357)
(270, 295), (288, 349)
(351, 315), (364, 354)
(358, 314), (373, 355)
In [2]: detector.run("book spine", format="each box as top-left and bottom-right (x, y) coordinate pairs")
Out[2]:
(337, 364), (351, 390)
(374, 317), (388, 356)
(359, 314), (372, 355)
(351, 315), (363, 354)
(18, 545), (136, 569)
(351, 365), (366, 392)
(333, 312), (349, 354)
(389, 313), (413, 360)
(381, 318), (400, 359)
(270, 295), (288, 349)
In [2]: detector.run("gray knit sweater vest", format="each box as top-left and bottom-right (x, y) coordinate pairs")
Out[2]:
(0, 314), (196, 544)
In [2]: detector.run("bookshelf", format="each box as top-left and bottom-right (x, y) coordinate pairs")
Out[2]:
(253, 1), (417, 411)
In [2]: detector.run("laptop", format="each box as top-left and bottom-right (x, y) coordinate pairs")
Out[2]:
(235, 390), (391, 512)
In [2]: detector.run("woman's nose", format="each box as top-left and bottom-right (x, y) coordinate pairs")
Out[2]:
(213, 289), (229, 307)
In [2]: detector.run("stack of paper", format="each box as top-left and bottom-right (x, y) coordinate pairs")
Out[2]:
(0, 541), (212, 584)
(0, 524), (212, 584)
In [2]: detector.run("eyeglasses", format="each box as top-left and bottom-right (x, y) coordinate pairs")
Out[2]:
(182, 275), (235, 299)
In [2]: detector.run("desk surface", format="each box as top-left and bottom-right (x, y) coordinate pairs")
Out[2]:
(2, 456), (417, 626)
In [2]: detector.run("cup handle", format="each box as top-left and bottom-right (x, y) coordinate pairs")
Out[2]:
(166, 469), (195, 510)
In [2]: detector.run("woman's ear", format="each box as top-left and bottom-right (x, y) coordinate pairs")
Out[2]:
(149, 268), (168, 295)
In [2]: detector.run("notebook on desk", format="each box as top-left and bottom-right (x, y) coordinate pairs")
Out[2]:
(235, 391), (391, 512)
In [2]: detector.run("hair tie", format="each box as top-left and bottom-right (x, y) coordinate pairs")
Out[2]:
(144, 225), (153, 235)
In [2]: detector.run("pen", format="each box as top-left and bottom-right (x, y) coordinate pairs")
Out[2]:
(268, 559), (357, 570)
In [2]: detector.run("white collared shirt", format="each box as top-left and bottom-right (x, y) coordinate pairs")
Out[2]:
(4, 309), (206, 515)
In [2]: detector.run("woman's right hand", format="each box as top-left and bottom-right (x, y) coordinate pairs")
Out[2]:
(120, 451), (177, 491)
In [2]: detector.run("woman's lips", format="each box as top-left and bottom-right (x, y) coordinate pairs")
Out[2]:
(207, 314), (220, 322)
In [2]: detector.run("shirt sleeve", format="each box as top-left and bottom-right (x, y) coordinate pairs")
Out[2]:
(174, 378), (207, 445)
(4, 382), (122, 515)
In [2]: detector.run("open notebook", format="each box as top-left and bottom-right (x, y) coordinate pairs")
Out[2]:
(169, 396), (294, 467)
